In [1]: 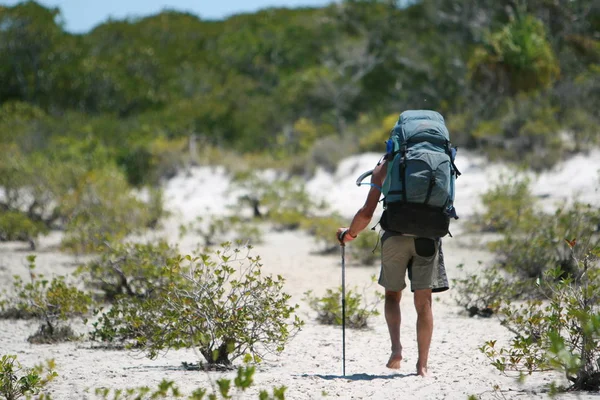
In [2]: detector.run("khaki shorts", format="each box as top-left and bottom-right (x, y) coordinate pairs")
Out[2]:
(378, 233), (439, 292)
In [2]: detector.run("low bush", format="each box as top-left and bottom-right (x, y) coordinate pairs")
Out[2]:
(230, 172), (325, 230)
(490, 203), (600, 283)
(452, 263), (520, 318)
(304, 277), (383, 329)
(0, 355), (56, 400)
(0, 143), (166, 255)
(90, 244), (303, 366)
(469, 175), (535, 233)
(0, 211), (48, 250)
(76, 241), (181, 302)
(480, 244), (600, 392)
(0, 255), (92, 343)
(60, 165), (154, 254)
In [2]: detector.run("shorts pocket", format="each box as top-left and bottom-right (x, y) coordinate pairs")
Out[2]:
(414, 238), (436, 257)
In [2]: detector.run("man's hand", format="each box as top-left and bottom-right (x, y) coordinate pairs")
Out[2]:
(336, 227), (357, 245)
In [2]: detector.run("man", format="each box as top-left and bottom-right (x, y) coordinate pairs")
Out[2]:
(336, 158), (443, 377)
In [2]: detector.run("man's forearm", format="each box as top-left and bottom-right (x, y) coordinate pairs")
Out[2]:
(348, 207), (374, 237)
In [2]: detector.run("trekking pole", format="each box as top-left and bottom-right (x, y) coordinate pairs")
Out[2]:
(337, 230), (347, 377)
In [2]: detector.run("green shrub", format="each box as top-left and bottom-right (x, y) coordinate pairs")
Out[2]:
(480, 245), (600, 391)
(0, 255), (92, 343)
(562, 108), (600, 152)
(60, 165), (153, 253)
(76, 241), (181, 302)
(0, 355), (56, 400)
(452, 263), (520, 317)
(490, 203), (600, 283)
(468, 16), (560, 95)
(118, 136), (189, 187)
(470, 94), (566, 171)
(470, 175), (536, 233)
(358, 113), (398, 153)
(304, 278), (382, 329)
(143, 187), (170, 229)
(90, 244), (303, 366)
(93, 365), (286, 400)
(0, 211), (48, 250)
(231, 172), (325, 231)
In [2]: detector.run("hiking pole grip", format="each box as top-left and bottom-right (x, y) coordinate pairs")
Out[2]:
(337, 229), (348, 246)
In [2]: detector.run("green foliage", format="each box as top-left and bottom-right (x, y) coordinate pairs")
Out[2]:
(0, 211), (48, 250)
(231, 172), (325, 231)
(469, 15), (560, 95)
(470, 93), (567, 171)
(0, 255), (92, 343)
(481, 246), (600, 391)
(90, 244), (303, 366)
(76, 241), (180, 302)
(0, 355), (57, 400)
(304, 277), (383, 329)
(0, 0), (598, 192)
(490, 203), (600, 282)
(60, 165), (154, 253)
(475, 177), (600, 286)
(358, 113), (398, 153)
(0, 134), (166, 254)
(452, 263), (518, 318)
(92, 365), (286, 400)
(470, 175), (535, 233)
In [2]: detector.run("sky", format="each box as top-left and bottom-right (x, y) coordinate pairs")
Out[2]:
(0, 0), (336, 33)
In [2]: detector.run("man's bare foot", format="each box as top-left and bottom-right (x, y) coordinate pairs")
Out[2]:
(416, 362), (428, 377)
(386, 350), (403, 369)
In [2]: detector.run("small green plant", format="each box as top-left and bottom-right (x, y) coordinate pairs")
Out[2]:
(480, 243), (600, 392)
(76, 240), (181, 302)
(230, 172), (325, 231)
(0, 211), (48, 250)
(0, 255), (92, 343)
(60, 165), (154, 254)
(489, 203), (600, 284)
(92, 365), (286, 399)
(0, 355), (57, 400)
(451, 263), (518, 317)
(90, 244), (303, 366)
(470, 175), (535, 233)
(304, 277), (383, 329)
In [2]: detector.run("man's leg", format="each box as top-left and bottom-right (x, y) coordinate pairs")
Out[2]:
(385, 290), (402, 369)
(413, 288), (433, 376)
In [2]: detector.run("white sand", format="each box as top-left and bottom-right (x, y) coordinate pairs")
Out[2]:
(1, 150), (600, 399)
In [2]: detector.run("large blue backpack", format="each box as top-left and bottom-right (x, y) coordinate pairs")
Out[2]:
(380, 110), (461, 238)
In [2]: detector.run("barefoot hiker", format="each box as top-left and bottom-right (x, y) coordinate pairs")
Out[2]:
(337, 110), (457, 377)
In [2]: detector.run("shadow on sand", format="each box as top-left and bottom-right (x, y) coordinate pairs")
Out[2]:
(300, 372), (416, 381)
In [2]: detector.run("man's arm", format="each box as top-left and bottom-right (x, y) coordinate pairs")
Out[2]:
(337, 160), (387, 243)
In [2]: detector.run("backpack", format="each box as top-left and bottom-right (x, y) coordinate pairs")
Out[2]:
(379, 110), (461, 238)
